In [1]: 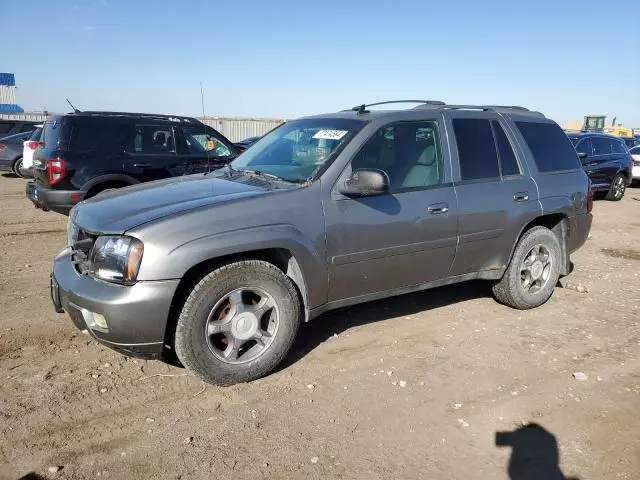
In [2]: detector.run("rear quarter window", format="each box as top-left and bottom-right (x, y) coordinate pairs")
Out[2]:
(70, 121), (129, 153)
(515, 121), (580, 173)
(41, 117), (66, 148)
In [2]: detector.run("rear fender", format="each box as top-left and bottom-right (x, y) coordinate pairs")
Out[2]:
(81, 174), (139, 193)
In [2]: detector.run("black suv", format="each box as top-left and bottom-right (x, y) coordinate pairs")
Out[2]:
(567, 132), (632, 201)
(26, 112), (239, 214)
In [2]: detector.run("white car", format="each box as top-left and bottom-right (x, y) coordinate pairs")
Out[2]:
(20, 124), (43, 178)
(631, 145), (640, 182)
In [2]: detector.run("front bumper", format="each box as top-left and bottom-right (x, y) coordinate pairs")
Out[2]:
(0, 157), (15, 171)
(26, 181), (84, 215)
(52, 247), (180, 359)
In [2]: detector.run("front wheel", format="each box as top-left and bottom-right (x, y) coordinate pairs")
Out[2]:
(174, 260), (302, 385)
(492, 226), (561, 310)
(605, 173), (626, 201)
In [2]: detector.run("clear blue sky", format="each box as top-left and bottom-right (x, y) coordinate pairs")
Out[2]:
(3, 0), (640, 126)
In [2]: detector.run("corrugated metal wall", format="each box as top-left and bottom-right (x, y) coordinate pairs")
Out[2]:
(201, 117), (285, 142)
(0, 85), (17, 104)
(0, 113), (286, 141)
(0, 112), (48, 121)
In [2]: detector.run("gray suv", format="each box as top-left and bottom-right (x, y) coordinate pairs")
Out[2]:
(51, 101), (593, 385)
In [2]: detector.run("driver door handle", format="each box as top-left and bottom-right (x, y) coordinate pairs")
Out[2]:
(427, 203), (449, 214)
(132, 162), (152, 168)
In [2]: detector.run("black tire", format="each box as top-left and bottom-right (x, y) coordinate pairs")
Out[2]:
(174, 260), (302, 385)
(12, 157), (24, 178)
(605, 173), (626, 201)
(492, 226), (561, 310)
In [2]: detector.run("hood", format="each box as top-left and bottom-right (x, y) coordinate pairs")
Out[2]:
(72, 174), (266, 233)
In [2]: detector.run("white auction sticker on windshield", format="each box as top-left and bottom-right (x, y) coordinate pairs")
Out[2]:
(312, 130), (348, 141)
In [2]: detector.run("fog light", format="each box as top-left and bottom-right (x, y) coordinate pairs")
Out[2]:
(93, 313), (108, 329)
(81, 308), (109, 331)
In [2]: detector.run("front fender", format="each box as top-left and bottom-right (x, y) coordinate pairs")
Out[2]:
(137, 224), (327, 309)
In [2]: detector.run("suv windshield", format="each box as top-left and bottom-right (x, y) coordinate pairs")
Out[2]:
(230, 118), (365, 182)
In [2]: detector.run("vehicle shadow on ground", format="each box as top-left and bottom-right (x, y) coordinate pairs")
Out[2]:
(17, 473), (47, 480)
(1, 172), (19, 178)
(496, 423), (580, 480)
(280, 280), (491, 371)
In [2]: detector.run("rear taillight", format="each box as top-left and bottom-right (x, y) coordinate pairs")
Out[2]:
(0, 144), (5, 150)
(587, 180), (593, 213)
(47, 158), (67, 185)
(27, 141), (39, 150)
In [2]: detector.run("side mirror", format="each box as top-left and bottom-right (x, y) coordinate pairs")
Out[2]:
(577, 152), (588, 159)
(339, 168), (389, 197)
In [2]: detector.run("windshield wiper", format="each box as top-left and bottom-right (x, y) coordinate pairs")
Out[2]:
(239, 169), (306, 184)
(241, 169), (282, 180)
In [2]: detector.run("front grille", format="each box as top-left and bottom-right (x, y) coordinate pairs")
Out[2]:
(68, 223), (96, 274)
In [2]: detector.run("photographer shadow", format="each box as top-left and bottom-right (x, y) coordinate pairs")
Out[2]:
(496, 423), (579, 480)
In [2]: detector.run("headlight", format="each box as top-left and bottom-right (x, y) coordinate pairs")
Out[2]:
(89, 236), (144, 284)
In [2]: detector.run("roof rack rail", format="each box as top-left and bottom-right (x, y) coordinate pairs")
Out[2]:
(78, 111), (198, 122)
(412, 103), (544, 117)
(346, 100), (446, 113)
(344, 101), (544, 117)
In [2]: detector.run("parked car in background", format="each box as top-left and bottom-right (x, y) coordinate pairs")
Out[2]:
(20, 124), (43, 178)
(0, 130), (36, 176)
(567, 132), (632, 200)
(26, 111), (239, 214)
(52, 101), (592, 385)
(234, 135), (262, 152)
(0, 119), (38, 140)
(620, 137), (639, 149)
(630, 145), (640, 182)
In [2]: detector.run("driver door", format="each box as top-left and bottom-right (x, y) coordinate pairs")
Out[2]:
(323, 119), (458, 302)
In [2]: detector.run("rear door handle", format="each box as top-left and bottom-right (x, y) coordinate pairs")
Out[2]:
(513, 192), (529, 202)
(427, 203), (449, 214)
(132, 162), (152, 168)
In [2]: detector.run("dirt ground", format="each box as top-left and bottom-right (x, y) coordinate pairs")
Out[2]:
(0, 174), (638, 480)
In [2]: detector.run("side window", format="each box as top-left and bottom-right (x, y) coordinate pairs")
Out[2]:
(21, 123), (35, 133)
(515, 121), (580, 173)
(491, 121), (521, 176)
(71, 122), (129, 153)
(630, 146), (640, 155)
(182, 126), (232, 157)
(351, 121), (444, 191)
(453, 118), (500, 181)
(592, 137), (611, 156)
(575, 138), (592, 156)
(611, 139), (627, 154)
(132, 125), (176, 154)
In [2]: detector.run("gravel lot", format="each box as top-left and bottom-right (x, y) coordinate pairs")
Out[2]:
(0, 174), (638, 480)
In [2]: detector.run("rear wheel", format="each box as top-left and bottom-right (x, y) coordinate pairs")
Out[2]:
(12, 157), (24, 178)
(174, 260), (302, 385)
(605, 173), (626, 201)
(492, 226), (561, 310)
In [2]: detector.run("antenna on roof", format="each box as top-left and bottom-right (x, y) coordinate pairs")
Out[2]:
(200, 81), (212, 173)
(66, 98), (81, 113)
